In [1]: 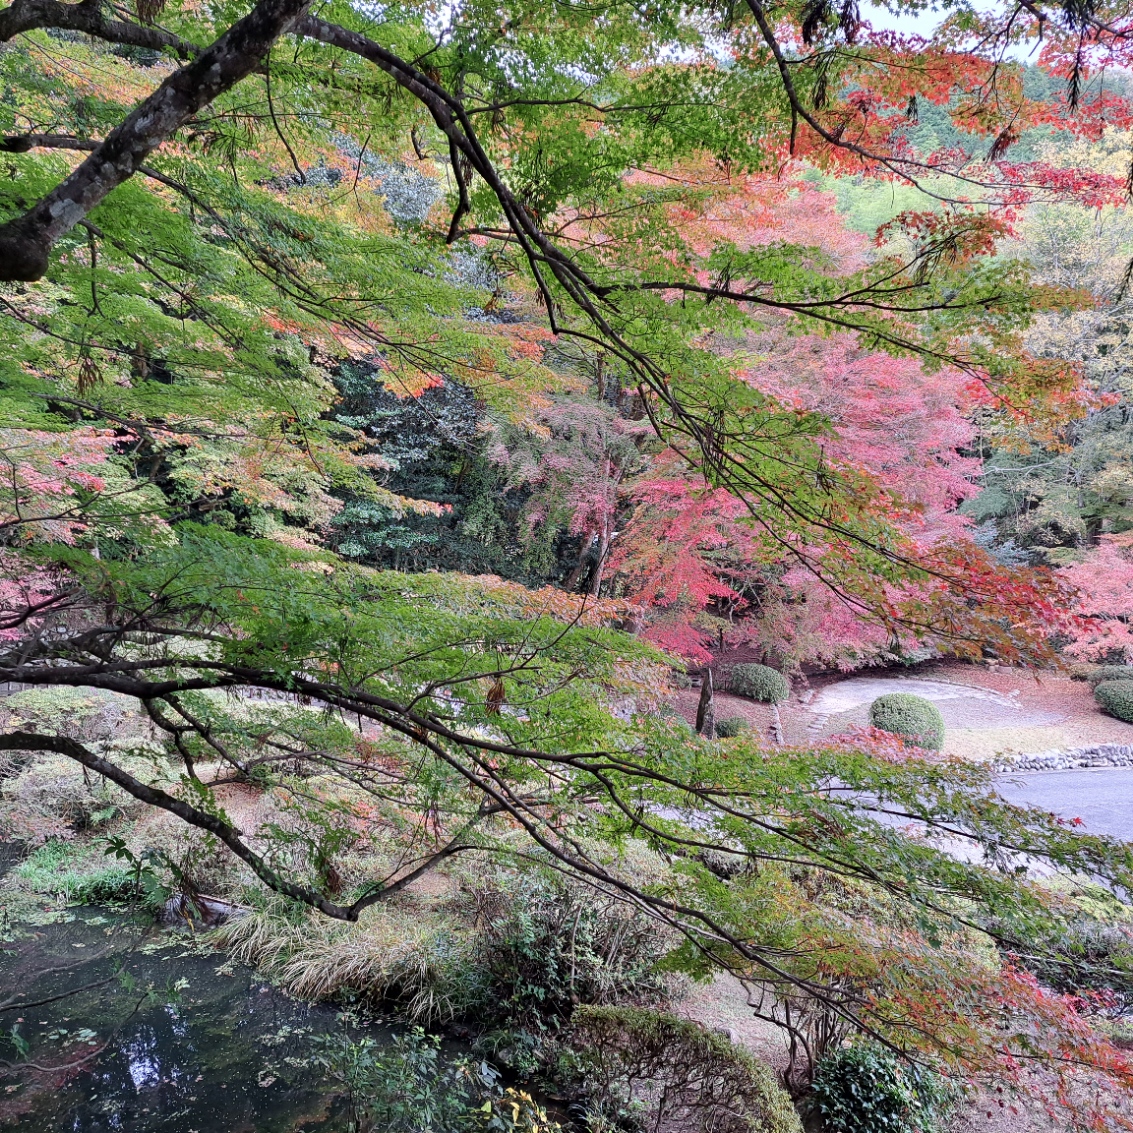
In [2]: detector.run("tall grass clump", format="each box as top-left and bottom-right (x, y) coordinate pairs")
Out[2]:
(216, 868), (672, 1029)
(217, 898), (484, 1023)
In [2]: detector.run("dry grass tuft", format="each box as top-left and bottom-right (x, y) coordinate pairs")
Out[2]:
(216, 901), (480, 1022)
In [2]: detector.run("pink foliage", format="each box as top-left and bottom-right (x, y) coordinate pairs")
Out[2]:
(486, 400), (646, 556)
(0, 552), (64, 642)
(1059, 535), (1133, 661)
(746, 335), (979, 536)
(610, 334), (982, 667)
(0, 428), (116, 545)
(826, 724), (949, 762)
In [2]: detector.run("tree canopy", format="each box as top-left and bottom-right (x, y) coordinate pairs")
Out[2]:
(5, 0), (1133, 1126)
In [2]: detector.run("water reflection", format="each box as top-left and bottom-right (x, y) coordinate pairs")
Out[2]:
(0, 911), (351, 1133)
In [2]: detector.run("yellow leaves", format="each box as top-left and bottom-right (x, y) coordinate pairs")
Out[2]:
(24, 33), (172, 110)
(372, 358), (445, 399)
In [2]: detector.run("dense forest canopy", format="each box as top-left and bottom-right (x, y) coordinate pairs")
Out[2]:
(6, 0), (1133, 1127)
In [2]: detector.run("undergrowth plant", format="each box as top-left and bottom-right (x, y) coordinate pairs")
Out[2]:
(309, 1021), (559, 1133)
(11, 838), (164, 911)
(716, 717), (749, 738)
(463, 872), (671, 1023)
(810, 1043), (958, 1133)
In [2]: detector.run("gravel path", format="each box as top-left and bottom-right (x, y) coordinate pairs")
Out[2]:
(774, 663), (1133, 759)
(800, 674), (1060, 752)
(667, 663), (1132, 1133)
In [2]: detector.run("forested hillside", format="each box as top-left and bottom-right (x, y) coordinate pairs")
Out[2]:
(5, 1), (1133, 1130)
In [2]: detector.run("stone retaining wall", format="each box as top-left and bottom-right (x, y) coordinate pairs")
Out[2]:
(996, 744), (1133, 772)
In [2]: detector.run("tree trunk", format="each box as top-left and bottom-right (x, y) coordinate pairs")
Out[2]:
(589, 517), (611, 598)
(564, 530), (596, 592)
(695, 667), (714, 739)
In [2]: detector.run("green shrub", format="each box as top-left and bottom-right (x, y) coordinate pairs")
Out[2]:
(569, 1005), (803, 1133)
(223, 870), (671, 1034)
(1, 752), (133, 842)
(0, 687), (142, 742)
(309, 1022), (558, 1133)
(464, 872), (670, 1023)
(1021, 916), (1133, 1009)
(716, 716), (748, 738)
(729, 664), (789, 703)
(811, 1043), (957, 1133)
(658, 704), (693, 733)
(868, 694), (945, 751)
(12, 840), (164, 910)
(1088, 666), (1133, 688)
(1094, 680), (1133, 722)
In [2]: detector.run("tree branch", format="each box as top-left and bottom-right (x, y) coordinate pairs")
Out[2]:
(0, 729), (358, 917)
(0, 0), (196, 54)
(0, 0), (307, 280)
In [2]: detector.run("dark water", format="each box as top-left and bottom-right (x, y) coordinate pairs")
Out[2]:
(0, 908), (363, 1132)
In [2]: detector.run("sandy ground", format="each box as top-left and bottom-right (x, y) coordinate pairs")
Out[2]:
(676, 662), (1133, 761)
(670, 688), (780, 741)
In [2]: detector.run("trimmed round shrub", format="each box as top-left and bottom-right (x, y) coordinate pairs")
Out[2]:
(868, 694), (944, 751)
(1094, 680), (1133, 723)
(1087, 665), (1133, 688)
(812, 1043), (957, 1133)
(729, 664), (789, 703)
(715, 716), (748, 738)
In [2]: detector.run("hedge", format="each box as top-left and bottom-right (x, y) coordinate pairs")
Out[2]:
(570, 1005), (803, 1133)
(716, 716), (748, 738)
(868, 693), (945, 751)
(729, 664), (789, 703)
(1087, 665), (1133, 688)
(1094, 681), (1133, 723)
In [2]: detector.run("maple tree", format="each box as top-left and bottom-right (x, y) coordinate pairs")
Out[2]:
(604, 304), (988, 668)
(3, 0), (1133, 1126)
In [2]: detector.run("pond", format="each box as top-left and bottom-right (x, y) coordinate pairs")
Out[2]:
(0, 901), (374, 1132)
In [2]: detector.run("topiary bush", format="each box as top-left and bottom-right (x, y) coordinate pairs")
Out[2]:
(1094, 681), (1133, 723)
(716, 716), (748, 738)
(1088, 666), (1133, 688)
(868, 694), (945, 751)
(569, 1005), (803, 1133)
(729, 664), (789, 703)
(811, 1043), (957, 1133)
